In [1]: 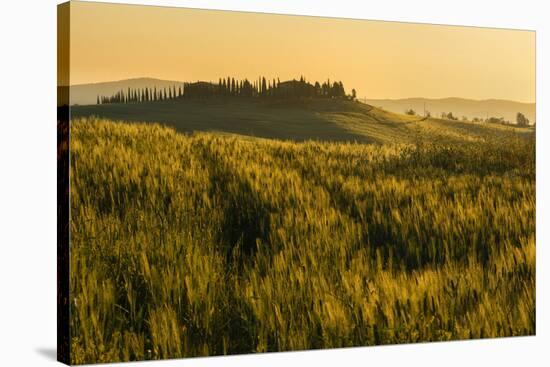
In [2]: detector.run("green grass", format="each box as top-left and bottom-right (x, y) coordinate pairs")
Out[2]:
(69, 116), (535, 364)
(71, 98), (533, 144)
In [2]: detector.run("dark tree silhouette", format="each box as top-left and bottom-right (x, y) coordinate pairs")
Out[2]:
(100, 76), (353, 104)
(516, 112), (529, 127)
(261, 77), (267, 96)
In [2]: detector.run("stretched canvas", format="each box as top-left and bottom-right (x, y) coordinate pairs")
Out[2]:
(57, 1), (536, 365)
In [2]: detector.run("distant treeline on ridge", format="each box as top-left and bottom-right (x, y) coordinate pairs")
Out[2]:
(97, 76), (356, 104)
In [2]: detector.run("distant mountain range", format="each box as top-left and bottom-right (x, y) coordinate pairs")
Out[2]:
(365, 97), (535, 124)
(69, 78), (184, 106)
(69, 78), (535, 124)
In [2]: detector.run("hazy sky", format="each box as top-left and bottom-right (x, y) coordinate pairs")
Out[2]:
(69, 1), (535, 102)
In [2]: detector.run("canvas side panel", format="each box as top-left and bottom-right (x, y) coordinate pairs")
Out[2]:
(57, 2), (70, 365)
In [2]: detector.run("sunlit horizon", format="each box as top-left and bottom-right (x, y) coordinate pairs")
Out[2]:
(68, 1), (536, 103)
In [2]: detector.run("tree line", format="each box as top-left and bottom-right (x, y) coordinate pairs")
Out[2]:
(404, 108), (533, 126)
(97, 85), (183, 104)
(468, 112), (531, 126)
(97, 76), (356, 104)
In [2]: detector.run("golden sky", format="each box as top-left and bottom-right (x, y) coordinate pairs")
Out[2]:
(69, 1), (535, 102)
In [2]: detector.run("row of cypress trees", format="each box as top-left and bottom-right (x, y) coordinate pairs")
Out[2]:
(97, 85), (182, 105)
(97, 76), (352, 104)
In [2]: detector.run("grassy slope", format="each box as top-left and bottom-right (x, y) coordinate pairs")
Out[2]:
(69, 117), (535, 363)
(71, 98), (534, 144)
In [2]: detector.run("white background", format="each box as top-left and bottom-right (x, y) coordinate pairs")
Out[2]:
(0, 0), (547, 365)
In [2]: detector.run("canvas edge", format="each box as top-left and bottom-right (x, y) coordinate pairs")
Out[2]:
(57, 1), (71, 365)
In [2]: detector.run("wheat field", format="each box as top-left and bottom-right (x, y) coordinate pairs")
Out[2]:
(69, 117), (535, 364)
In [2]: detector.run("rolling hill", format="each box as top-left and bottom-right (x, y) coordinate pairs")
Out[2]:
(365, 97), (536, 124)
(70, 78), (536, 126)
(71, 98), (534, 144)
(70, 78), (536, 123)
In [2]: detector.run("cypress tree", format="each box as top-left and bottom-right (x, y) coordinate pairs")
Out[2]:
(258, 77), (262, 94)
